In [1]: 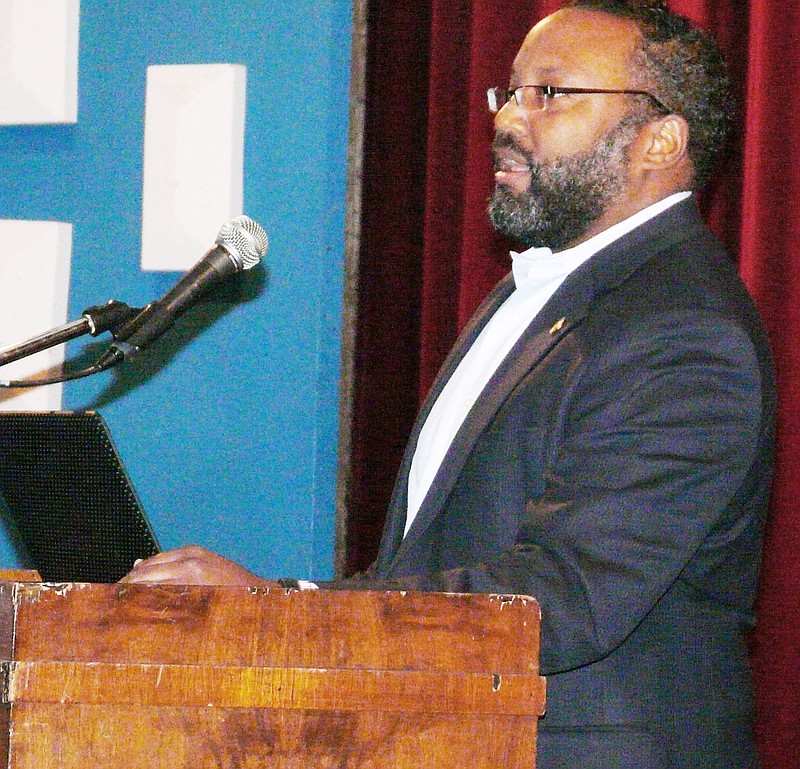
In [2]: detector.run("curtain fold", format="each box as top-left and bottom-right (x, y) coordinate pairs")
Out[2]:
(344, 1), (432, 574)
(348, 1), (800, 760)
(418, 0), (562, 395)
(739, 0), (800, 762)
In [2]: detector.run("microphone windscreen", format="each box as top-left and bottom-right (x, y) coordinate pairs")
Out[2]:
(216, 216), (269, 270)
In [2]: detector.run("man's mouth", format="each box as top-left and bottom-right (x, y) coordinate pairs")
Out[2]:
(495, 156), (531, 174)
(492, 145), (533, 192)
(491, 134), (535, 185)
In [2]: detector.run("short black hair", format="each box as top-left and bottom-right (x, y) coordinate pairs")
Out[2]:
(568, 0), (734, 187)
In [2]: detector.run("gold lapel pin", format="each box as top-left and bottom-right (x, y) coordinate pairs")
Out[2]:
(549, 317), (566, 335)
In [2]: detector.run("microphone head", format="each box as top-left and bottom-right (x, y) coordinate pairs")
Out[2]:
(216, 215), (269, 270)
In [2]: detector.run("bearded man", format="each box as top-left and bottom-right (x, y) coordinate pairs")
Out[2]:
(126, 2), (776, 767)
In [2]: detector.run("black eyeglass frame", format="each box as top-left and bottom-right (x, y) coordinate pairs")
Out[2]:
(487, 85), (671, 115)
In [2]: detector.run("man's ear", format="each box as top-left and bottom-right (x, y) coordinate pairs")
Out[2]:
(638, 114), (690, 171)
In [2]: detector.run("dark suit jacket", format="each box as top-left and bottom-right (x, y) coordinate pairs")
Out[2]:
(335, 199), (776, 769)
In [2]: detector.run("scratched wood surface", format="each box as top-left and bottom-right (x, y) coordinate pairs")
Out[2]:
(0, 582), (545, 768)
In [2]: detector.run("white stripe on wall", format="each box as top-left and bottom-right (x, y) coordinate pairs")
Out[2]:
(0, 220), (73, 411)
(141, 63), (246, 271)
(0, 0), (80, 125)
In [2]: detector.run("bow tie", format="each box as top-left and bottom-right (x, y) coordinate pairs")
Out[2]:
(510, 247), (556, 289)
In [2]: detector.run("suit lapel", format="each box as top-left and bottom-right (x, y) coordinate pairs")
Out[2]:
(373, 276), (517, 566)
(378, 198), (706, 568)
(396, 272), (593, 556)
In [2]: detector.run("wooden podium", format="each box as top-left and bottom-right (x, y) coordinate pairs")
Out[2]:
(0, 581), (546, 768)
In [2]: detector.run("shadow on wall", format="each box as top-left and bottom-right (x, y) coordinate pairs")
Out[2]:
(0, 265), (268, 411)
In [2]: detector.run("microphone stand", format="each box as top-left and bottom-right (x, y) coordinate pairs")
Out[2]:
(0, 300), (142, 368)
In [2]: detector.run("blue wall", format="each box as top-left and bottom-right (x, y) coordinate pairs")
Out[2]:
(0, 0), (353, 580)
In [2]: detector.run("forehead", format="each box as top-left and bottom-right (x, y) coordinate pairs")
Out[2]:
(512, 8), (642, 86)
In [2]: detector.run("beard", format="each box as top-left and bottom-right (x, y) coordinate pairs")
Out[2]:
(488, 113), (646, 250)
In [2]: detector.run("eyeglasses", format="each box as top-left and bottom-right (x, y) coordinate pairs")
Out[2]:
(487, 85), (670, 114)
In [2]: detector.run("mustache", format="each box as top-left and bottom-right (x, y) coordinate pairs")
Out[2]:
(491, 133), (538, 173)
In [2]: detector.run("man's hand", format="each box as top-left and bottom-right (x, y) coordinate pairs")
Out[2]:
(119, 545), (279, 587)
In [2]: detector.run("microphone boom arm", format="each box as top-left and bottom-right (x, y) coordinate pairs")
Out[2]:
(0, 300), (141, 368)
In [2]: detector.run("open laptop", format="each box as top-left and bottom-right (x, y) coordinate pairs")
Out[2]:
(0, 410), (160, 583)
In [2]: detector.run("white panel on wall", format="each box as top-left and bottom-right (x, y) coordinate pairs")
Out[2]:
(0, 0), (80, 125)
(141, 64), (246, 271)
(0, 220), (73, 411)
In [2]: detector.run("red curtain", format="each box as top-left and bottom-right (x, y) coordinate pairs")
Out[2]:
(348, 1), (800, 762)
(737, 0), (800, 763)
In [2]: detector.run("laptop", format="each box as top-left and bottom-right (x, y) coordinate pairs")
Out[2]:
(0, 410), (160, 583)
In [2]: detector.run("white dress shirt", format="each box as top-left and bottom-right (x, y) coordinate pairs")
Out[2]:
(404, 191), (692, 535)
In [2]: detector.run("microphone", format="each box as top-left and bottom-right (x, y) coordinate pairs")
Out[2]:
(95, 215), (268, 371)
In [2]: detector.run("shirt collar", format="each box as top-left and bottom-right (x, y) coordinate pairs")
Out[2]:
(510, 191), (692, 290)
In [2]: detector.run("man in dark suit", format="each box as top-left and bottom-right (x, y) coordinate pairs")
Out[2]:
(126, 2), (776, 766)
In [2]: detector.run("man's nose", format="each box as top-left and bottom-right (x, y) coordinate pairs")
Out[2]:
(493, 98), (530, 136)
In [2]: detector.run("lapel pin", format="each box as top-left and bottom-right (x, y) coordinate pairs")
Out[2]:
(549, 317), (566, 335)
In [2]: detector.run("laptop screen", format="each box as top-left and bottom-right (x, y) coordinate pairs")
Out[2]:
(0, 410), (160, 583)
